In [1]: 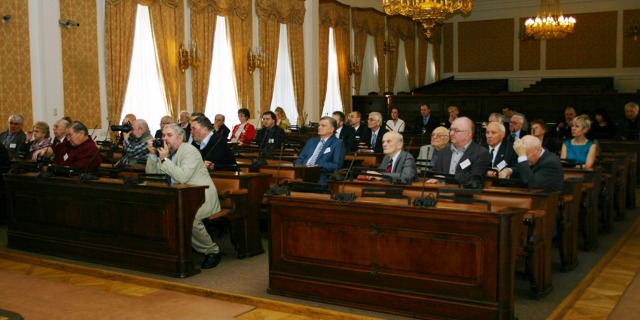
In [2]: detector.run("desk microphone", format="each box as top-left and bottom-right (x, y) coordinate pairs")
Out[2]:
(332, 150), (358, 204)
(77, 144), (102, 183)
(252, 130), (270, 166)
(122, 156), (141, 185)
(266, 142), (290, 196)
(413, 160), (437, 208)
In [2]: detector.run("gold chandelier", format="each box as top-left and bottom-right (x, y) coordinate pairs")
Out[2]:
(525, 0), (576, 40)
(382, 0), (472, 39)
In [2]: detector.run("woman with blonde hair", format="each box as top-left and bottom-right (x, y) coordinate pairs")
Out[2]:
(19, 121), (51, 160)
(560, 115), (597, 169)
(274, 106), (291, 130)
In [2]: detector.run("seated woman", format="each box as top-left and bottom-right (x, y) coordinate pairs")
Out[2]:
(19, 121), (51, 160)
(590, 107), (617, 139)
(230, 108), (255, 146)
(560, 115), (597, 169)
(385, 107), (405, 132)
(530, 119), (557, 153)
(274, 106), (291, 131)
(417, 126), (449, 170)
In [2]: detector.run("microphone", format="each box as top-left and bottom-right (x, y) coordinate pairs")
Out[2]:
(332, 149), (359, 204)
(265, 142), (290, 196)
(413, 155), (437, 208)
(252, 129), (270, 166)
(77, 144), (102, 183)
(122, 156), (141, 185)
(90, 124), (98, 141)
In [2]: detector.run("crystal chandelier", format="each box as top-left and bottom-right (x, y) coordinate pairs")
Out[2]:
(525, 0), (576, 40)
(382, 0), (473, 39)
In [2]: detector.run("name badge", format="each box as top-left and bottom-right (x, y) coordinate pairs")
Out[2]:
(459, 159), (471, 170)
(355, 135), (360, 140)
(323, 147), (331, 154)
(496, 160), (507, 171)
(268, 138), (274, 143)
(9, 143), (16, 148)
(63, 153), (69, 161)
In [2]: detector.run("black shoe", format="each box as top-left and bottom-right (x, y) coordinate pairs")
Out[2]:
(201, 253), (221, 269)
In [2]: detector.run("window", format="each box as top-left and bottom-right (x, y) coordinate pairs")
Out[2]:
(269, 24), (298, 125)
(393, 39), (410, 93)
(359, 34), (379, 94)
(120, 5), (168, 133)
(321, 28), (343, 117)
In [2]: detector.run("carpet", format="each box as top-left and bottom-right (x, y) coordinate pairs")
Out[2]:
(608, 271), (640, 319)
(0, 269), (255, 320)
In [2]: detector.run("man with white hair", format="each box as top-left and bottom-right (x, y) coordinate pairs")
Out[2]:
(483, 121), (517, 173)
(366, 131), (416, 184)
(360, 112), (387, 153)
(0, 114), (26, 159)
(508, 114), (528, 141)
(499, 135), (563, 193)
(619, 102), (640, 140)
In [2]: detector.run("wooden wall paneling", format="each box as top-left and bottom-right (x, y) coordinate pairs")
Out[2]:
(443, 23), (454, 73)
(458, 19), (514, 72)
(623, 9), (640, 68)
(518, 17), (541, 71)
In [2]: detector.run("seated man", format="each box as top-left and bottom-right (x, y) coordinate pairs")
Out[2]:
(0, 114), (27, 159)
(154, 115), (175, 139)
(417, 126), (449, 169)
(499, 135), (564, 193)
(295, 116), (345, 185)
(213, 114), (231, 140)
(254, 111), (284, 154)
(120, 119), (153, 166)
(483, 121), (517, 175)
(427, 117), (491, 187)
(51, 119), (70, 145)
(145, 123), (222, 269)
(360, 112), (387, 153)
(366, 131), (416, 184)
(36, 121), (102, 173)
(190, 115), (236, 170)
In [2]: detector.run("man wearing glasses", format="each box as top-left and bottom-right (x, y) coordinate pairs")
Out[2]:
(36, 121), (102, 173)
(427, 117), (491, 187)
(360, 112), (386, 153)
(0, 114), (27, 159)
(417, 126), (449, 169)
(254, 111), (284, 154)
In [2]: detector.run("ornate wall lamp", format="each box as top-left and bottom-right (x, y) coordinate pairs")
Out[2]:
(627, 18), (639, 41)
(248, 48), (265, 74)
(178, 41), (200, 73)
(384, 39), (396, 54)
(347, 57), (361, 76)
(1, 15), (11, 24)
(58, 19), (79, 29)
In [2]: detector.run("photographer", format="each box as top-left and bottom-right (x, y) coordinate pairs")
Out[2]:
(120, 119), (153, 166)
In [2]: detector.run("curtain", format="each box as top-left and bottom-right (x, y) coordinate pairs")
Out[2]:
(105, 0), (138, 141)
(188, 0), (252, 113)
(319, 0), (350, 116)
(256, 0), (305, 122)
(143, 0), (184, 118)
(352, 8), (385, 96)
(387, 15), (415, 93)
(287, 18), (305, 125)
(432, 25), (442, 82)
(417, 24), (428, 87)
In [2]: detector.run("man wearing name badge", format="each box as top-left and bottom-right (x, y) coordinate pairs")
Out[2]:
(35, 121), (102, 173)
(360, 112), (386, 153)
(332, 111), (356, 152)
(499, 135), (564, 193)
(295, 117), (344, 185)
(145, 123), (223, 269)
(348, 111), (365, 145)
(426, 117), (491, 187)
(365, 131), (416, 184)
(190, 115), (236, 170)
(483, 122), (517, 176)
(254, 111), (284, 154)
(0, 114), (27, 159)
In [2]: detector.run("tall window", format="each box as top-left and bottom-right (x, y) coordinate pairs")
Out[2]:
(321, 28), (343, 117)
(270, 24), (297, 125)
(205, 16), (241, 130)
(120, 5), (167, 133)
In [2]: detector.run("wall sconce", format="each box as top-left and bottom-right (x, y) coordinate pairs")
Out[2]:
(627, 19), (640, 41)
(384, 39), (396, 54)
(347, 57), (361, 76)
(58, 19), (79, 29)
(178, 41), (200, 73)
(248, 48), (265, 75)
(1, 15), (11, 24)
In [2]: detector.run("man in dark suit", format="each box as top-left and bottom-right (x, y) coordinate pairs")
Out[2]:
(413, 104), (440, 135)
(507, 114), (529, 141)
(0, 114), (27, 159)
(190, 116), (236, 170)
(499, 135), (563, 193)
(360, 112), (386, 153)
(295, 117), (345, 185)
(179, 110), (191, 141)
(213, 114), (231, 140)
(154, 115), (174, 139)
(482, 122), (517, 174)
(427, 117), (491, 187)
(254, 111), (285, 154)
(332, 111), (356, 152)
(366, 131), (416, 184)
(348, 111), (365, 145)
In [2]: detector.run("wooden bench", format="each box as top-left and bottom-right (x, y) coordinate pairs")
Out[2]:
(564, 168), (601, 251)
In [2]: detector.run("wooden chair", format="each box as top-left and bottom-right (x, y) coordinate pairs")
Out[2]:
(205, 178), (249, 259)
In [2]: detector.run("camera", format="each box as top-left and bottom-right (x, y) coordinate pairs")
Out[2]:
(152, 138), (164, 148)
(110, 123), (132, 132)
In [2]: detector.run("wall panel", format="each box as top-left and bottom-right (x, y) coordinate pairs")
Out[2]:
(518, 18), (540, 71)
(443, 23), (453, 73)
(623, 9), (640, 68)
(458, 19), (513, 72)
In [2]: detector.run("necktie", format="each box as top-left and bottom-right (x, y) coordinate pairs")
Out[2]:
(512, 133), (517, 140)
(3, 133), (13, 147)
(423, 117), (428, 125)
(431, 150), (438, 166)
(371, 133), (377, 147)
(386, 158), (393, 173)
(490, 148), (495, 163)
(306, 140), (325, 166)
(53, 138), (60, 145)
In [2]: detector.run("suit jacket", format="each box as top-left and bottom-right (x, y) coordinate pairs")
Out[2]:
(192, 132), (236, 167)
(413, 115), (441, 135)
(0, 130), (26, 159)
(433, 141), (491, 187)
(254, 126), (285, 153)
(352, 125), (366, 145)
(511, 150), (564, 193)
(214, 124), (231, 140)
(154, 129), (162, 139)
(481, 141), (517, 169)
(295, 136), (345, 185)
(378, 150), (417, 184)
(361, 127), (387, 153)
(182, 123), (191, 141)
(336, 125), (356, 152)
(146, 142), (220, 220)
(506, 129), (529, 141)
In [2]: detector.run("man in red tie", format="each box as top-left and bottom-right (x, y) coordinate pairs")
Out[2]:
(365, 131), (417, 184)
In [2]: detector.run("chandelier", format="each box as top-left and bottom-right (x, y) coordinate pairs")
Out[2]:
(382, 0), (473, 39)
(525, 0), (576, 40)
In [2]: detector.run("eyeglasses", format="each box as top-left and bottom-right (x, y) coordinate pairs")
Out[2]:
(9, 122), (21, 126)
(449, 129), (468, 135)
(509, 121), (522, 125)
(431, 134), (448, 139)
(66, 131), (79, 139)
(367, 118), (379, 122)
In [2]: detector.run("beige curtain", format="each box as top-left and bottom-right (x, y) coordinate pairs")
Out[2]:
(432, 25), (442, 82)
(288, 23), (305, 125)
(188, 0), (252, 113)
(319, 0), (350, 116)
(417, 24), (428, 87)
(352, 8), (385, 96)
(105, 0), (138, 141)
(142, 0), (185, 118)
(387, 16), (415, 93)
(256, 0), (305, 124)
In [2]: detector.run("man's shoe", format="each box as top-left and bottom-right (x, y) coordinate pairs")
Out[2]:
(201, 253), (221, 269)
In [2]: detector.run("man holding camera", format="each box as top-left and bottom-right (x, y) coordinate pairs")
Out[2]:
(145, 123), (222, 270)
(120, 119), (153, 166)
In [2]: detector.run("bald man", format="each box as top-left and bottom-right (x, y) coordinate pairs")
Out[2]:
(499, 135), (563, 193)
(427, 117), (491, 187)
(121, 119), (153, 166)
(417, 126), (449, 169)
